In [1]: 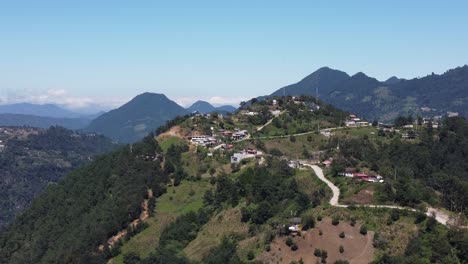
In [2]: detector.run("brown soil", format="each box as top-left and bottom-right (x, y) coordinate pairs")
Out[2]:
(345, 186), (375, 204)
(157, 125), (184, 139)
(258, 218), (374, 264)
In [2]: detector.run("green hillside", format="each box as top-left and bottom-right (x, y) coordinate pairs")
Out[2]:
(0, 126), (118, 230)
(1, 98), (467, 264)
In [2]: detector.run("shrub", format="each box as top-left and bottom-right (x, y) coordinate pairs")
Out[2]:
(332, 217), (340, 226)
(334, 260), (350, 264)
(339, 232), (345, 238)
(314, 248), (322, 257)
(360, 225), (368, 235)
(123, 252), (140, 264)
(302, 215), (316, 230)
(247, 251), (255, 260)
(414, 212), (427, 224)
(339, 245), (344, 253)
(317, 215), (322, 221)
(285, 237), (294, 247)
(350, 217), (356, 226)
(291, 243), (298, 251)
(319, 230), (323, 236)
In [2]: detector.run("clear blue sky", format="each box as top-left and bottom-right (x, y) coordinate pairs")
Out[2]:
(0, 0), (467, 111)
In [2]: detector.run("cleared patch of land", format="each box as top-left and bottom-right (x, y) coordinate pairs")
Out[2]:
(258, 217), (374, 264)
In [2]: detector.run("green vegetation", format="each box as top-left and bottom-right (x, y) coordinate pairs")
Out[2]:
(0, 134), (163, 263)
(1, 97), (467, 264)
(329, 117), (468, 216)
(0, 126), (118, 229)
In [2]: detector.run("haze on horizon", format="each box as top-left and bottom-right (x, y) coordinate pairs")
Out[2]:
(1, 0), (467, 112)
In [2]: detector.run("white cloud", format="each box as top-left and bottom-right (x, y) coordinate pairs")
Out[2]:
(174, 96), (249, 107)
(0, 89), (129, 113)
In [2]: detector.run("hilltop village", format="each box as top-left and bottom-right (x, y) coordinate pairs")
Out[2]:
(2, 96), (466, 264)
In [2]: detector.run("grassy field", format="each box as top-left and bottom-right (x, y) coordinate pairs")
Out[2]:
(295, 168), (332, 201)
(183, 207), (250, 262)
(257, 133), (328, 159)
(111, 180), (212, 263)
(158, 135), (183, 152)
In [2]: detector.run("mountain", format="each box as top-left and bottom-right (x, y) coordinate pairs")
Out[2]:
(216, 105), (237, 113)
(86, 93), (188, 143)
(0, 103), (83, 118)
(271, 67), (350, 98)
(0, 126), (118, 230)
(187, 100), (216, 113)
(0, 113), (91, 129)
(186, 100), (237, 114)
(269, 65), (468, 121)
(384, 76), (404, 85)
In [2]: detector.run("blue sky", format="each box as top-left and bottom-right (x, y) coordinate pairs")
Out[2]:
(0, 1), (467, 111)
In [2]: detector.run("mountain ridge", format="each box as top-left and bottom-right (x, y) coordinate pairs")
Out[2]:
(269, 65), (468, 121)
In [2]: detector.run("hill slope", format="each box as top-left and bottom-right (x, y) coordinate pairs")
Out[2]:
(269, 65), (468, 121)
(86, 93), (188, 143)
(0, 126), (118, 230)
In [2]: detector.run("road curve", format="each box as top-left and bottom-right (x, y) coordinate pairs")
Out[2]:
(303, 163), (460, 227)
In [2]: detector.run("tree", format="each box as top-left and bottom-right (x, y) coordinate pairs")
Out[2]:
(123, 252), (140, 264)
(360, 225), (368, 235)
(339, 245), (344, 253)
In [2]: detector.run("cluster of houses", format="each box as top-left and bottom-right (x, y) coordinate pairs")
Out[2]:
(339, 168), (384, 183)
(345, 114), (370, 127)
(189, 135), (218, 147)
(189, 128), (250, 148)
(230, 149), (263, 164)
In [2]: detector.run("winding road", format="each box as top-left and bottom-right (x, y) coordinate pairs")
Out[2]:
(303, 163), (458, 227)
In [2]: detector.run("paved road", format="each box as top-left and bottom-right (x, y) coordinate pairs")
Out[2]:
(303, 163), (458, 227)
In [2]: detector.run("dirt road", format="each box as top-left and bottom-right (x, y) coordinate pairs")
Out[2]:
(303, 163), (457, 227)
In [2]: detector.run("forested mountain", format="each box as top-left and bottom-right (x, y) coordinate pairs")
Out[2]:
(0, 103), (83, 118)
(0, 134), (167, 263)
(86, 93), (188, 143)
(0, 113), (91, 129)
(269, 65), (468, 121)
(0, 126), (118, 230)
(186, 100), (237, 114)
(1, 97), (467, 264)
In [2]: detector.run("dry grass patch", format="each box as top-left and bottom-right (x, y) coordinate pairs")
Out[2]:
(184, 207), (249, 262)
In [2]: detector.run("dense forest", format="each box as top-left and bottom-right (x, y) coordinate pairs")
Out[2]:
(0, 134), (165, 263)
(0, 126), (118, 230)
(330, 117), (468, 216)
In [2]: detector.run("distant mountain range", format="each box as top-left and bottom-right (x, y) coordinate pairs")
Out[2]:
(186, 100), (237, 114)
(86, 93), (188, 143)
(0, 103), (84, 118)
(269, 65), (468, 121)
(0, 113), (92, 130)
